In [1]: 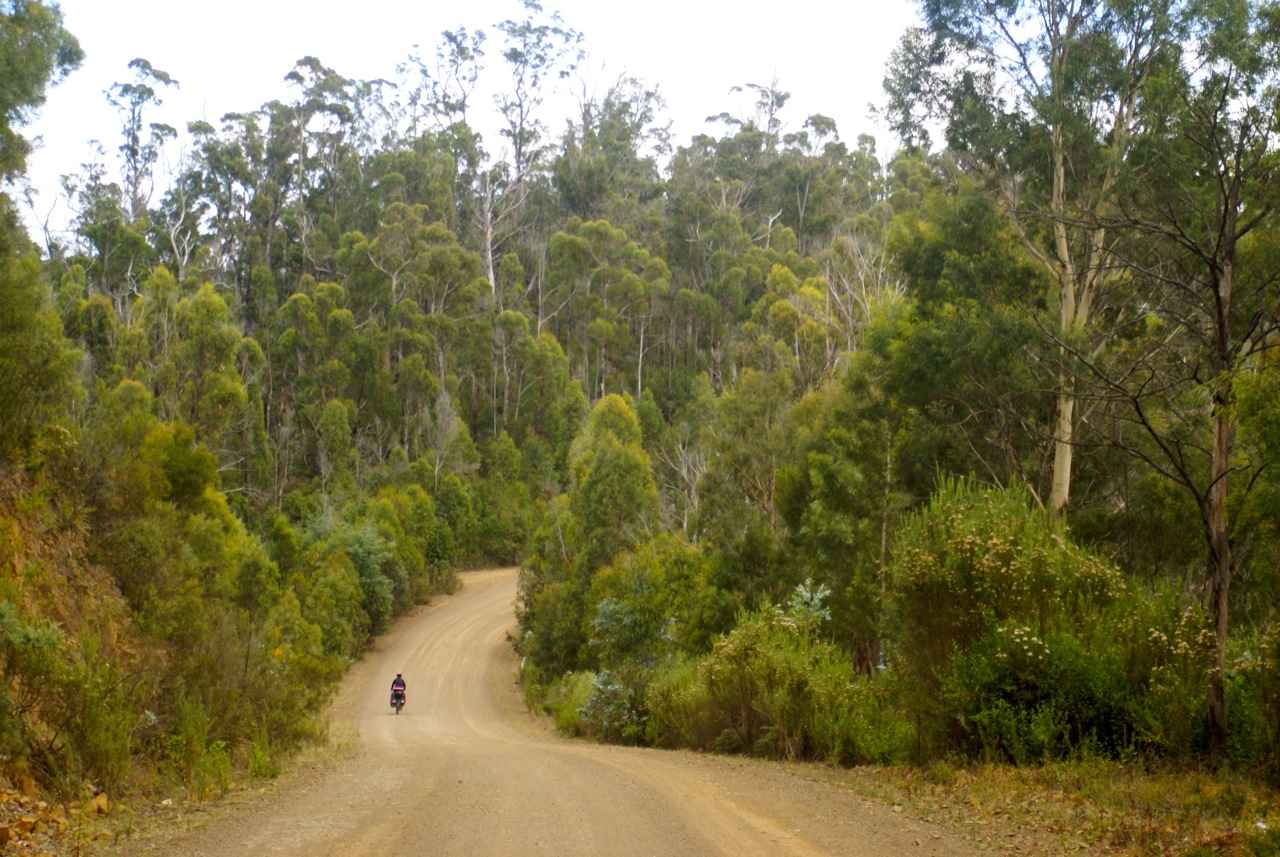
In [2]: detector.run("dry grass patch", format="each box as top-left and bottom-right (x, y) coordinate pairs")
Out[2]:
(814, 759), (1279, 856)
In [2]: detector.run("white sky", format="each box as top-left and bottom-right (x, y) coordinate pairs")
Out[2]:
(17, 0), (920, 239)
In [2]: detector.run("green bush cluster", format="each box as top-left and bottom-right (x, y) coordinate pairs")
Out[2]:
(0, 397), (488, 797)
(644, 606), (901, 764)
(934, 626), (1132, 763)
(521, 477), (1279, 776)
(1228, 624), (1280, 775)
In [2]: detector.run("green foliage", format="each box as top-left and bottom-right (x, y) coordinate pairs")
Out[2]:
(11, 0), (1280, 800)
(787, 578), (832, 633)
(1123, 594), (1212, 759)
(473, 432), (535, 564)
(0, 0), (82, 179)
(587, 536), (730, 666)
(885, 479), (1218, 764)
(578, 670), (645, 743)
(935, 626), (1133, 763)
(644, 658), (719, 750)
(542, 671), (594, 736)
(54, 631), (141, 795)
(889, 478), (1126, 694)
(247, 735), (281, 779)
(646, 605), (904, 764)
(0, 229), (79, 460)
(545, 537), (735, 742)
(1246, 808), (1280, 857)
(295, 538), (370, 659)
(323, 522), (394, 636)
(192, 740), (231, 798)
(518, 395), (662, 677)
(432, 473), (477, 564)
(0, 598), (61, 763)
(1231, 625), (1280, 777)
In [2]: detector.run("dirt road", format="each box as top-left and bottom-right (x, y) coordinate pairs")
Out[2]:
(117, 569), (986, 856)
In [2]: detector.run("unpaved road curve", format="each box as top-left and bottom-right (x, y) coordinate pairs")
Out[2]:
(118, 569), (985, 856)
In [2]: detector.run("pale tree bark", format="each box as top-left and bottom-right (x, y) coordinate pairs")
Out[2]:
(909, 0), (1168, 520)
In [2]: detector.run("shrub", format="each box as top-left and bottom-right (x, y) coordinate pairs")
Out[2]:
(645, 658), (718, 749)
(579, 670), (647, 743)
(888, 478), (1132, 761)
(645, 605), (910, 764)
(193, 740), (231, 799)
(56, 632), (140, 795)
(936, 626), (1133, 763)
(543, 672), (594, 735)
(586, 537), (724, 670)
(697, 606), (862, 761)
(0, 599), (61, 764)
(891, 479), (1126, 689)
(1122, 598), (1211, 759)
(1232, 625), (1280, 777)
(247, 735), (280, 779)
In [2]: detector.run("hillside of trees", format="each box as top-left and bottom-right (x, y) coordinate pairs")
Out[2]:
(3, 0), (1280, 805)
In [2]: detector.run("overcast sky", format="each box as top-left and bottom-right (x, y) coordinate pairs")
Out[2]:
(17, 0), (921, 238)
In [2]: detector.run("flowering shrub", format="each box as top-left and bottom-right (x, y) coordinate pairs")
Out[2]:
(937, 625), (1132, 763)
(890, 477), (1125, 692)
(889, 478), (1135, 760)
(1125, 600), (1212, 757)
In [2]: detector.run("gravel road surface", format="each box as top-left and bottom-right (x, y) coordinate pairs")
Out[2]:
(113, 568), (986, 856)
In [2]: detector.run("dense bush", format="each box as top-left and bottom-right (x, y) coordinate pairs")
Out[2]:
(521, 474), (1263, 776)
(517, 396), (663, 680)
(890, 478), (1126, 686)
(935, 626), (1133, 763)
(888, 478), (1139, 761)
(645, 604), (905, 764)
(1231, 624), (1280, 777)
(0, 598), (62, 772)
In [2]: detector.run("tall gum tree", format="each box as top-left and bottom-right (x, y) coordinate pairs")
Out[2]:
(106, 58), (177, 225)
(1080, 0), (1280, 760)
(886, 0), (1180, 519)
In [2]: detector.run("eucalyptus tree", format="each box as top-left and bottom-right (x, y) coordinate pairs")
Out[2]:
(542, 217), (670, 398)
(388, 29), (492, 273)
(819, 224), (903, 358)
(185, 114), (266, 299)
(105, 57), (177, 224)
(552, 75), (669, 236)
(885, 0), (1182, 520)
(394, 27), (486, 142)
(273, 56), (357, 279)
(64, 153), (153, 315)
(520, 393), (658, 675)
(884, 156), (1058, 494)
(740, 262), (837, 391)
(0, 0), (82, 182)
(1076, 0), (1280, 760)
(494, 0), (582, 191)
(0, 214), (79, 460)
(766, 117), (854, 252)
(149, 160), (207, 286)
(696, 368), (796, 576)
(458, 2), (581, 296)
